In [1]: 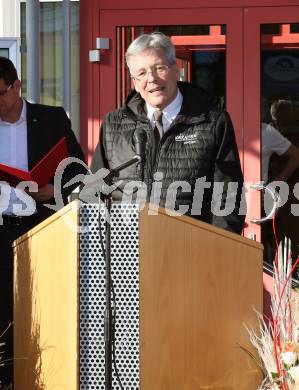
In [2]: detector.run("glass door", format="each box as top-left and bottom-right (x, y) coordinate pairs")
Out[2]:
(244, 6), (299, 263)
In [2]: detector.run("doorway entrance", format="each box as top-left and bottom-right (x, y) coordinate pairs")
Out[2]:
(244, 7), (299, 273)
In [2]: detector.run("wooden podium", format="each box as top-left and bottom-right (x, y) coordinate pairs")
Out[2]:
(13, 201), (263, 390)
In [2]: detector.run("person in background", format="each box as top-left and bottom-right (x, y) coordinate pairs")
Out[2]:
(262, 100), (299, 183)
(91, 32), (245, 234)
(261, 99), (299, 265)
(0, 56), (86, 388)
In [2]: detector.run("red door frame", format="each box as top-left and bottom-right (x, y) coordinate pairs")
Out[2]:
(80, 1), (101, 163)
(244, 6), (299, 241)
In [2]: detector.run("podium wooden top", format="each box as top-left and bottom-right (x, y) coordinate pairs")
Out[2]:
(144, 204), (263, 250)
(13, 200), (80, 248)
(13, 200), (262, 251)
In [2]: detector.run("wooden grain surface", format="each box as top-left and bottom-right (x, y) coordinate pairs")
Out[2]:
(139, 206), (263, 390)
(13, 201), (79, 390)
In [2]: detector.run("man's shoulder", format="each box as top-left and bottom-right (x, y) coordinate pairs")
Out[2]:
(26, 100), (65, 115)
(208, 107), (225, 120)
(105, 107), (123, 119)
(104, 107), (136, 125)
(203, 108), (230, 129)
(178, 82), (225, 120)
(262, 122), (284, 139)
(262, 122), (291, 150)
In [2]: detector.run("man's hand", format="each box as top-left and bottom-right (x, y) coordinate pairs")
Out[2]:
(28, 183), (55, 202)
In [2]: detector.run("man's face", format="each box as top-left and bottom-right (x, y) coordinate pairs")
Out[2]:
(130, 48), (179, 110)
(0, 78), (21, 120)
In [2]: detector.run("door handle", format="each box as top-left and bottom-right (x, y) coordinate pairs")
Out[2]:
(249, 183), (280, 224)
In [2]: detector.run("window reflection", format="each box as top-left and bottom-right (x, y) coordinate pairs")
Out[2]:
(192, 51), (225, 109)
(20, 2), (80, 137)
(260, 23), (299, 268)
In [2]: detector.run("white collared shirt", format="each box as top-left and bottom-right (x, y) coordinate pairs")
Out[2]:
(0, 100), (36, 215)
(261, 122), (291, 182)
(146, 89), (183, 133)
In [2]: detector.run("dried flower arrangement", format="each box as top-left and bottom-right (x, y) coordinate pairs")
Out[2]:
(248, 238), (299, 389)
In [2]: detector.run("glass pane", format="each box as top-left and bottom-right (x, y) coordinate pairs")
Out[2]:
(158, 25), (210, 36)
(116, 25), (226, 110)
(290, 24), (299, 33)
(70, 2), (80, 136)
(40, 2), (63, 106)
(20, 4), (27, 93)
(261, 24), (280, 34)
(260, 23), (299, 266)
(191, 51), (225, 109)
(0, 48), (9, 58)
(20, 2), (80, 137)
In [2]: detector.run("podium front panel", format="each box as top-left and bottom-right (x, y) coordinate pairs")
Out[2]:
(14, 201), (262, 390)
(80, 203), (140, 390)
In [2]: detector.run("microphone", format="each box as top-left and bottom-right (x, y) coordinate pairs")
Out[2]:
(133, 129), (147, 181)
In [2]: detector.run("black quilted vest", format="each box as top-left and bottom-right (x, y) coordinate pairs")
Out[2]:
(99, 82), (244, 232)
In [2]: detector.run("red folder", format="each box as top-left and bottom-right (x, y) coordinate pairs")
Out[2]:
(0, 137), (68, 187)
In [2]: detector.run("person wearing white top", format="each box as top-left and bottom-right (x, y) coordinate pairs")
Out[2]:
(261, 101), (299, 267)
(261, 122), (296, 183)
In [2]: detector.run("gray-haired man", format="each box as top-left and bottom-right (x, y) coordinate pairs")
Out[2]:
(91, 32), (245, 234)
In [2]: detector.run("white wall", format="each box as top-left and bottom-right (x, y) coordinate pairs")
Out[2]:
(0, 0), (21, 38)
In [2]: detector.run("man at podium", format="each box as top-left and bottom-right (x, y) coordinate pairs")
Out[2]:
(0, 56), (86, 387)
(91, 32), (245, 235)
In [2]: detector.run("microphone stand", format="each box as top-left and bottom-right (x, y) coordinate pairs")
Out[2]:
(101, 155), (141, 390)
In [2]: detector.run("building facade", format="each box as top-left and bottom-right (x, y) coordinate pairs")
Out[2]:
(80, 0), (299, 244)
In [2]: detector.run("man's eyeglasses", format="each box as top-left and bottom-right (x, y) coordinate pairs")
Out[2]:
(131, 64), (170, 82)
(0, 84), (12, 97)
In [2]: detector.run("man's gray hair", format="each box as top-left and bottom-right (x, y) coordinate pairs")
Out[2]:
(125, 32), (177, 73)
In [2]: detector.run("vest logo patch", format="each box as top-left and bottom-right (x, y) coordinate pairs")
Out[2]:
(175, 133), (198, 144)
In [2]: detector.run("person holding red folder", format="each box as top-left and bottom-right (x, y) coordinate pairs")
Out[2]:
(0, 56), (86, 388)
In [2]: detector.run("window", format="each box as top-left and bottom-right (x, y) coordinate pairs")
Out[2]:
(0, 48), (9, 57)
(0, 38), (20, 71)
(20, 1), (80, 137)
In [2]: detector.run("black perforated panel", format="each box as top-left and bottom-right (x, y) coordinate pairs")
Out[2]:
(80, 203), (140, 389)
